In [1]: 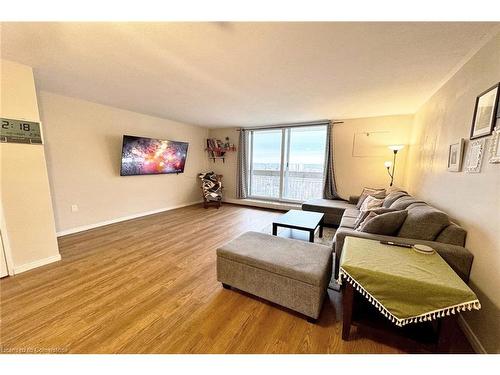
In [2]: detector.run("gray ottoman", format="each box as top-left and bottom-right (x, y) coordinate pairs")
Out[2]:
(216, 231), (332, 320)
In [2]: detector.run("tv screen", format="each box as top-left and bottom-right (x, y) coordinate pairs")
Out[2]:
(120, 135), (189, 176)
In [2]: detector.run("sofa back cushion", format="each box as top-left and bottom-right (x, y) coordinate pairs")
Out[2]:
(390, 195), (426, 210)
(435, 223), (467, 247)
(383, 191), (408, 208)
(398, 205), (450, 241)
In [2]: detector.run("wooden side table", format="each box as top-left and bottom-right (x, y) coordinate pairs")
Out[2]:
(339, 237), (480, 353)
(342, 282), (458, 353)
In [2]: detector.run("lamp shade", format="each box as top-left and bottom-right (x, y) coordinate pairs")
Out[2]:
(388, 145), (405, 152)
(384, 161), (393, 168)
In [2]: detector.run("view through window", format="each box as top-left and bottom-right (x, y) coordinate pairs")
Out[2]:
(248, 125), (327, 201)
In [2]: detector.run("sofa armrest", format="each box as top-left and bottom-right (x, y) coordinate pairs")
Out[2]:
(333, 228), (473, 282)
(348, 195), (360, 205)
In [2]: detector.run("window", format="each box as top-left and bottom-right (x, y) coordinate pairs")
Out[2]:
(248, 125), (327, 202)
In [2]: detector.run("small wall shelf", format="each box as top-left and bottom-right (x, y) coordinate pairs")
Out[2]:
(208, 156), (228, 163)
(206, 137), (236, 163)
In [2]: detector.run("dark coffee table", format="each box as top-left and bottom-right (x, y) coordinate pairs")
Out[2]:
(272, 210), (324, 243)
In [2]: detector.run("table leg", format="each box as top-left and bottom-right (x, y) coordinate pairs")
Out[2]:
(319, 219), (324, 238)
(342, 282), (354, 341)
(272, 223), (277, 236)
(436, 315), (456, 353)
(309, 230), (315, 243)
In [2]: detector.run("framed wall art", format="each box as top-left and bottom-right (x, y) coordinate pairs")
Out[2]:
(464, 138), (486, 173)
(489, 125), (500, 164)
(470, 83), (499, 140)
(447, 138), (465, 172)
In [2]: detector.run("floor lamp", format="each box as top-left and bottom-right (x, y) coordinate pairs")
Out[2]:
(385, 145), (404, 186)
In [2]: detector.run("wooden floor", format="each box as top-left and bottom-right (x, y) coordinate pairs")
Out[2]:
(0, 204), (473, 354)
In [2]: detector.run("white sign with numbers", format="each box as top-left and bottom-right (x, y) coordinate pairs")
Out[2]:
(1, 117), (43, 144)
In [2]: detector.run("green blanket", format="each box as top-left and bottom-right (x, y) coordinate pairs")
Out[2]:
(339, 237), (480, 327)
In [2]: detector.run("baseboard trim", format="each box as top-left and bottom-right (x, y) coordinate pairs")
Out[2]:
(457, 315), (486, 354)
(56, 201), (203, 237)
(13, 254), (62, 275)
(224, 198), (300, 211)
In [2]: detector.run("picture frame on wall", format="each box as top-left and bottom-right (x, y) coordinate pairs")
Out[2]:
(464, 138), (486, 173)
(489, 125), (500, 164)
(470, 83), (499, 140)
(447, 138), (465, 172)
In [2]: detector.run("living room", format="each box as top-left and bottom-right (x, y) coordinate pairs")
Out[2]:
(1, 2), (499, 371)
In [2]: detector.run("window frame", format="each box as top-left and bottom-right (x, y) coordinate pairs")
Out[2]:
(247, 125), (327, 203)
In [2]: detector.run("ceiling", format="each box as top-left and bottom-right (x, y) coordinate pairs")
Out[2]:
(1, 22), (498, 128)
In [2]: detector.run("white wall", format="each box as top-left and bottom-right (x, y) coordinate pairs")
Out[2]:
(38, 91), (209, 234)
(406, 31), (500, 353)
(334, 115), (413, 198)
(0, 59), (60, 273)
(206, 128), (239, 201)
(208, 115), (413, 202)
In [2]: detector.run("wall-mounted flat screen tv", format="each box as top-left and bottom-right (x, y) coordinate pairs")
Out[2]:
(120, 135), (189, 176)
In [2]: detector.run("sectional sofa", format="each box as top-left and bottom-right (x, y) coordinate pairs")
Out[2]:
(303, 190), (473, 282)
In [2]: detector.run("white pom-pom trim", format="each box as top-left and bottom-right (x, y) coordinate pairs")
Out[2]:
(339, 268), (481, 327)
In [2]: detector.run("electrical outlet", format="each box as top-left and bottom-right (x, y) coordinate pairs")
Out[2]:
(71, 204), (79, 212)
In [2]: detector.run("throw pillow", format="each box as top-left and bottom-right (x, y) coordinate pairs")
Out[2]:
(355, 211), (377, 230)
(356, 187), (386, 209)
(359, 195), (384, 211)
(357, 210), (408, 235)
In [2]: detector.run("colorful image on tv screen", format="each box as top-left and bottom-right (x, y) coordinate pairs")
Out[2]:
(120, 135), (189, 176)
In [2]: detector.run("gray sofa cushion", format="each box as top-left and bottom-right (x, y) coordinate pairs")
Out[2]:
(383, 191), (408, 208)
(398, 205), (450, 241)
(302, 199), (355, 226)
(390, 196), (426, 210)
(353, 207), (397, 229)
(357, 210), (408, 235)
(343, 208), (361, 218)
(217, 231), (332, 287)
(435, 223), (467, 247)
(340, 215), (357, 229)
(348, 195), (360, 204)
(406, 202), (429, 210)
(356, 211), (377, 229)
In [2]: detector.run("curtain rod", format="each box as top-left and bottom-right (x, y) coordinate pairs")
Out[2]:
(236, 120), (343, 131)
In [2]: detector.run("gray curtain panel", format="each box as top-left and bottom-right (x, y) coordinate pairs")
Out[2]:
(236, 129), (249, 198)
(323, 121), (339, 200)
